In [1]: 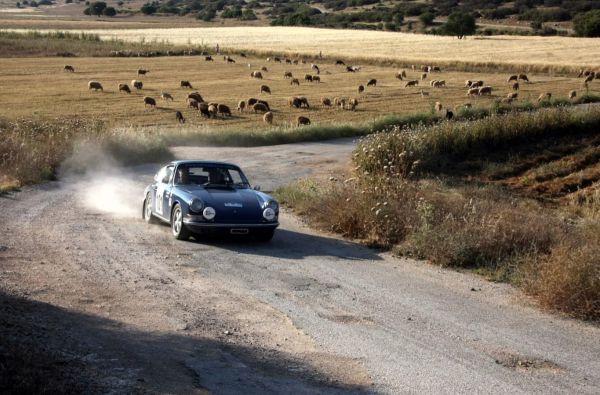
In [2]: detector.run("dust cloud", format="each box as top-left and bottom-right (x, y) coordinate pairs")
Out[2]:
(60, 142), (158, 218)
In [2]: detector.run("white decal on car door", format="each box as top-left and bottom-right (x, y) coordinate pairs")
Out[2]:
(156, 184), (165, 215)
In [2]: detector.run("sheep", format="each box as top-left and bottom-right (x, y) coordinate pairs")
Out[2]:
(512, 82), (520, 91)
(186, 93), (203, 103)
(405, 80), (419, 87)
(333, 97), (341, 106)
(187, 98), (200, 109)
(421, 73), (428, 80)
(63, 65), (75, 72)
(176, 111), (185, 124)
(247, 97), (259, 107)
(161, 92), (174, 101)
(143, 96), (156, 107)
(263, 111), (273, 124)
(273, 57), (282, 63)
(226, 57), (236, 63)
(507, 92), (518, 100)
(251, 71), (263, 79)
(284, 71), (293, 79)
(465, 80), (473, 87)
(304, 74), (313, 82)
(137, 68), (149, 76)
(289, 97), (302, 108)
(338, 98), (346, 109)
(180, 80), (193, 89)
(311, 75), (319, 83)
(569, 90), (577, 100)
(537, 92), (552, 102)
(470, 80), (484, 88)
(321, 97), (332, 106)
(253, 103), (269, 113)
(420, 90), (429, 97)
(311, 64), (320, 74)
(208, 104), (218, 118)
(518, 73), (529, 82)
(290, 78), (300, 86)
(293, 59), (299, 65)
(478, 86), (493, 95)
(236, 100), (245, 112)
(584, 74), (595, 83)
(351, 66), (361, 72)
(88, 81), (103, 91)
(217, 104), (231, 117)
(357, 85), (365, 94)
(335, 60), (345, 66)
(446, 109), (454, 120)
(285, 58), (292, 64)
(205, 55), (213, 61)
(507, 75), (518, 82)
(198, 103), (210, 118)
(431, 66), (441, 72)
(240, 53), (247, 58)
(395, 72), (403, 80)
(346, 66), (356, 73)
(132, 80), (143, 90)
(207, 102), (219, 108)
(298, 97), (310, 108)
(260, 85), (271, 94)
(118, 83), (131, 94)
(401, 70), (407, 78)
(348, 98), (358, 111)
(367, 79), (377, 87)
(433, 80), (446, 88)
(297, 116), (311, 126)
(435, 102), (443, 112)
(467, 87), (480, 97)
(421, 65), (429, 72)
(430, 80), (438, 87)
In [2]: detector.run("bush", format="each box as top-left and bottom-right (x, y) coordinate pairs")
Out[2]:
(574, 10), (600, 37)
(84, 1), (106, 15)
(419, 11), (434, 26)
(140, 2), (157, 15)
(102, 6), (116, 16)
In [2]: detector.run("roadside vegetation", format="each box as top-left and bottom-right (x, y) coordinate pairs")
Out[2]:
(276, 107), (600, 320)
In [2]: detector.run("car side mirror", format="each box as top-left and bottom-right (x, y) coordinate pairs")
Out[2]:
(253, 185), (261, 191)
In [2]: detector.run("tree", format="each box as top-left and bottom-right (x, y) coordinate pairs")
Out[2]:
(140, 2), (157, 15)
(240, 8), (257, 20)
(103, 6), (116, 16)
(84, 1), (106, 15)
(573, 10), (600, 37)
(444, 12), (476, 39)
(419, 12), (434, 26)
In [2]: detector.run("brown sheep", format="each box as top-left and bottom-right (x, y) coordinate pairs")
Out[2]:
(290, 78), (300, 86)
(198, 103), (210, 118)
(180, 80), (193, 89)
(143, 96), (156, 107)
(569, 90), (577, 100)
(395, 72), (403, 80)
(238, 100), (246, 112)
(132, 80), (143, 90)
(512, 82), (520, 91)
(263, 111), (273, 124)
(358, 85), (365, 94)
(205, 55), (213, 61)
(247, 98), (259, 107)
(465, 80), (473, 87)
(467, 87), (479, 97)
(261, 66), (268, 72)
(304, 74), (313, 82)
(293, 59), (299, 65)
(187, 98), (200, 109)
(289, 97), (302, 108)
(433, 80), (446, 88)
(250, 71), (262, 79)
(208, 104), (218, 118)
(285, 58), (292, 64)
(297, 116), (311, 126)
(273, 57), (281, 63)
(118, 83), (131, 94)
(253, 103), (269, 113)
(137, 69), (149, 76)
(584, 74), (594, 83)
(226, 57), (236, 63)
(161, 92), (174, 101)
(507, 75), (518, 82)
(338, 98), (346, 109)
(421, 65), (428, 72)
(257, 100), (270, 110)
(507, 92), (518, 100)
(470, 80), (484, 88)
(176, 111), (185, 124)
(367, 79), (377, 87)
(518, 73), (529, 83)
(421, 73), (428, 80)
(313, 75), (321, 83)
(478, 86), (493, 95)
(311, 64), (320, 74)
(88, 81), (103, 91)
(298, 97), (309, 108)
(321, 97), (332, 106)
(217, 104), (231, 117)
(405, 80), (419, 87)
(430, 80), (438, 87)
(348, 98), (358, 111)
(420, 90), (429, 97)
(63, 65), (75, 72)
(431, 66), (441, 72)
(284, 71), (293, 79)
(401, 70), (407, 78)
(260, 85), (271, 94)
(537, 92), (551, 102)
(435, 101), (443, 112)
(188, 92), (204, 103)
(333, 97), (342, 106)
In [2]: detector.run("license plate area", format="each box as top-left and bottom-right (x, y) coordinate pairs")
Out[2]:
(230, 228), (249, 235)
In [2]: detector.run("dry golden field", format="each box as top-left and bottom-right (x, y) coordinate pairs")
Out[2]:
(0, 55), (596, 131)
(9, 27), (600, 71)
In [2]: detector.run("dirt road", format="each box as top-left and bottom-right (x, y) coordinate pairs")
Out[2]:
(1, 138), (599, 394)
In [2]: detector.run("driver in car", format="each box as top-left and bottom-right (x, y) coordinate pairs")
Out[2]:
(176, 167), (190, 185)
(209, 168), (229, 185)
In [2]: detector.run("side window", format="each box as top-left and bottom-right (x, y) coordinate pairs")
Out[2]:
(154, 166), (167, 183)
(229, 170), (243, 184)
(165, 166), (174, 184)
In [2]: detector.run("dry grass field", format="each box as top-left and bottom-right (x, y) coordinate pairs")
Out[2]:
(0, 55), (596, 131)
(11, 27), (599, 72)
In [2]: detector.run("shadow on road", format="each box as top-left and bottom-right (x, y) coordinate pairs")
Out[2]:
(0, 290), (371, 394)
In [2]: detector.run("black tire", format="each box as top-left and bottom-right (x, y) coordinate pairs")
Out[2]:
(171, 204), (190, 240)
(255, 229), (275, 242)
(143, 193), (157, 224)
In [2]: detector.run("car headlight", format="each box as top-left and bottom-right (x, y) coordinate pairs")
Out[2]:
(190, 198), (204, 213)
(203, 206), (216, 220)
(263, 200), (279, 211)
(263, 208), (276, 221)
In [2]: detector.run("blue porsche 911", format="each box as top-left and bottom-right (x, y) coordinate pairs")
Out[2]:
(142, 160), (279, 241)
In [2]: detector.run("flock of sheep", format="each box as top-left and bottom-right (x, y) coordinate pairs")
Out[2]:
(66, 55), (599, 127)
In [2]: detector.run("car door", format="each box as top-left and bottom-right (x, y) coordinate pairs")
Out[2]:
(155, 165), (173, 218)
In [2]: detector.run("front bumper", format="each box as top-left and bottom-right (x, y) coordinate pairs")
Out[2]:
(182, 219), (279, 234)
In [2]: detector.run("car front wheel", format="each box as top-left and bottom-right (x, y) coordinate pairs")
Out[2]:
(144, 193), (157, 224)
(171, 204), (190, 240)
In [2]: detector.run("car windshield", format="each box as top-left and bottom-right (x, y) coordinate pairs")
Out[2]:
(174, 164), (250, 188)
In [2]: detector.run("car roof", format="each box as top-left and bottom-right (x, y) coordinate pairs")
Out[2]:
(170, 160), (240, 168)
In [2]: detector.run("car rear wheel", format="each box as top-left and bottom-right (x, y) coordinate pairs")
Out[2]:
(144, 193), (157, 224)
(255, 229), (275, 242)
(171, 204), (190, 240)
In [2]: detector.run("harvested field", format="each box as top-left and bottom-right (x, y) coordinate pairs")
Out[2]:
(0, 55), (596, 130)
